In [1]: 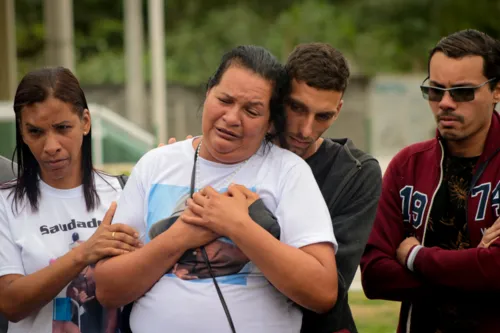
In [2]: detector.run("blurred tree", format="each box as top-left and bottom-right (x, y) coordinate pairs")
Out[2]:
(13, 0), (500, 85)
(265, 1), (357, 63)
(165, 4), (269, 86)
(348, 0), (500, 73)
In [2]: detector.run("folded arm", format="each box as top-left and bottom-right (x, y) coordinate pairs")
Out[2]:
(184, 161), (340, 313)
(95, 220), (216, 308)
(411, 241), (500, 291)
(0, 201), (139, 322)
(360, 159), (433, 302)
(229, 218), (338, 313)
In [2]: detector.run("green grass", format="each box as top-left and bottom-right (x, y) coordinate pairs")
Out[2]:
(349, 291), (400, 333)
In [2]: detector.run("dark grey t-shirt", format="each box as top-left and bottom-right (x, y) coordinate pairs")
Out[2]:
(0, 155), (15, 182)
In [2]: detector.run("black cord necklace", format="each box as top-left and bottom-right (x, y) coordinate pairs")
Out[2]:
(190, 140), (237, 333)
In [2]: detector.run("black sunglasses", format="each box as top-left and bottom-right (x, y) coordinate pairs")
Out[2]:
(420, 77), (496, 102)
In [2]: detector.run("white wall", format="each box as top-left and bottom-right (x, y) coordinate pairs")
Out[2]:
(369, 75), (435, 161)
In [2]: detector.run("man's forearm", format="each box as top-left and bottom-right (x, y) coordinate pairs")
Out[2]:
(229, 218), (337, 313)
(361, 246), (432, 302)
(95, 228), (188, 308)
(413, 245), (500, 291)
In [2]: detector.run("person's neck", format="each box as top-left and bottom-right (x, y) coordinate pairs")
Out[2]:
(445, 129), (488, 158)
(302, 138), (324, 160)
(193, 136), (245, 164)
(194, 137), (215, 163)
(41, 169), (83, 189)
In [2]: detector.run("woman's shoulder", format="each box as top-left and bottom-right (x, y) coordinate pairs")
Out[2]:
(259, 143), (310, 172)
(0, 155), (16, 183)
(0, 180), (16, 202)
(93, 171), (123, 194)
(136, 139), (194, 170)
(122, 139), (195, 189)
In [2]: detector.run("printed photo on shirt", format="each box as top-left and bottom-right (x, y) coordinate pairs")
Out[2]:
(149, 191), (250, 281)
(51, 232), (119, 333)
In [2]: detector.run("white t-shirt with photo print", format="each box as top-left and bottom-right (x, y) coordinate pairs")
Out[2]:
(0, 173), (122, 333)
(113, 138), (337, 333)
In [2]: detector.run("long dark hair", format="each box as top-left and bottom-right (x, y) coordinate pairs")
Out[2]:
(206, 45), (289, 148)
(1, 67), (99, 213)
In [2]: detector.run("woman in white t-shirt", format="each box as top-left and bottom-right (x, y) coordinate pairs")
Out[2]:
(0, 67), (141, 333)
(95, 45), (339, 333)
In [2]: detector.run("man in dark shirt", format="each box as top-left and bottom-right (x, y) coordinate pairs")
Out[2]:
(283, 43), (382, 333)
(411, 153), (480, 332)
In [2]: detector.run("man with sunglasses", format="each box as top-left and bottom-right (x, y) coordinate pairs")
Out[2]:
(361, 29), (500, 333)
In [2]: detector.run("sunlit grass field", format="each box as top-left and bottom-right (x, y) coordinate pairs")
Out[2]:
(350, 291), (400, 333)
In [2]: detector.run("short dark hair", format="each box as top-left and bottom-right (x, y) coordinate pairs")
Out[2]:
(2, 67), (99, 213)
(207, 45), (289, 147)
(429, 29), (500, 89)
(285, 43), (350, 93)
